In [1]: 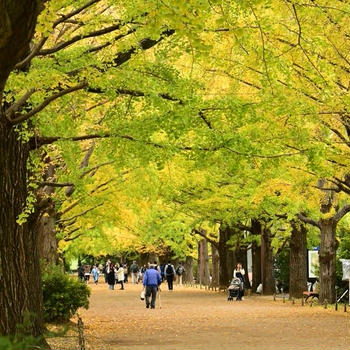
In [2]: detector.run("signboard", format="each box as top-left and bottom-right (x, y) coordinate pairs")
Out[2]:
(340, 259), (350, 281)
(308, 250), (319, 279)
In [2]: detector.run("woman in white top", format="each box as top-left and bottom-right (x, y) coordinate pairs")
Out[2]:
(233, 263), (245, 300)
(116, 264), (125, 290)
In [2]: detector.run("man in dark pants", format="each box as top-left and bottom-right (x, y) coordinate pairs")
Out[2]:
(142, 265), (162, 309)
(164, 261), (176, 290)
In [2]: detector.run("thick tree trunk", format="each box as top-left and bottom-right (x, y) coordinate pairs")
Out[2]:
(183, 256), (193, 283)
(0, 118), (45, 336)
(211, 243), (219, 287)
(289, 221), (307, 298)
(198, 239), (210, 285)
(235, 241), (250, 289)
(37, 161), (58, 264)
(319, 218), (337, 303)
(251, 220), (261, 292)
(261, 225), (275, 294)
(218, 225), (235, 287)
(37, 205), (58, 264)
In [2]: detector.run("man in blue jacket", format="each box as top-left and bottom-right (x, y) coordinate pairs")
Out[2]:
(143, 264), (162, 309)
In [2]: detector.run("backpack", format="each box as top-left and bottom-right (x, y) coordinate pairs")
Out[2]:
(166, 264), (174, 276)
(177, 266), (184, 275)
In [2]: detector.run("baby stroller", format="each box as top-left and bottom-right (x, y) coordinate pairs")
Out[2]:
(227, 277), (243, 301)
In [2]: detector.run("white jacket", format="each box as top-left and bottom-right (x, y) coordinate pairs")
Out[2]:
(116, 267), (124, 281)
(233, 268), (245, 278)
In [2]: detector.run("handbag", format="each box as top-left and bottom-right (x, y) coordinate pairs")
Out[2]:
(140, 290), (145, 300)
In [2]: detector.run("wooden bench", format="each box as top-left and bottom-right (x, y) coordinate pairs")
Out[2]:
(303, 291), (319, 303)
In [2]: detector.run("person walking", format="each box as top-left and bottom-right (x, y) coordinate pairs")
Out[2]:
(164, 261), (176, 290)
(142, 264), (162, 309)
(130, 261), (140, 284)
(77, 264), (85, 282)
(176, 262), (185, 286)
(233, 263), (245, 300)
(91, 265), (100, 284)
(116, 264), (125, 290)
(84, 264), (91, 284)
(107, 262), (116, 290)
(123, 263), (129, 283)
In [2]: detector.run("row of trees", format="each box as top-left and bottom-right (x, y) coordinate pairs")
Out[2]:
(0, 0), (349, 343)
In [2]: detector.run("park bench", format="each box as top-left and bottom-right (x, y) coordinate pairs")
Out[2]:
(303, 291), (319, 303)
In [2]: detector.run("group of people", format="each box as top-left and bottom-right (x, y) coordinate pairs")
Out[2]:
(77, 260), (186, 297)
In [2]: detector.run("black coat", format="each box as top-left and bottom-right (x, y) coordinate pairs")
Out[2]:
(107, 268), (116, 285)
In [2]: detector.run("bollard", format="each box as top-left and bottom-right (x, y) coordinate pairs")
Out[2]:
(344, 303), (347, 312)
(283, 297), (285, 303)
(324, 300), (328, 309)
(273, 294), (276, 301)
(335, 302), (338, 311)
(77, 316), (85, 350)
(301, 297), (304, 306)
(292, 298), (295, 305)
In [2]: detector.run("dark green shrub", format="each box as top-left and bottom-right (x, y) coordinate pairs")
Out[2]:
(0, 336), (40, 350)
(42, 265), (90, 322)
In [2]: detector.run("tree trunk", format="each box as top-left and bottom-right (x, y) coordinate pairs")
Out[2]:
(289, 221), (307, 298)
(183, 256), (193, 283)
(0, 119), (45, 336)
(319, 218), (337, 303)
(198, 239), (210, 285)
(261, 225), (275, 294)
(211, 243), (219, 287)
(235, 244), (250, 289)
(36, 161), (58, 264)
(218, 225), (235, 287)
(37, 205), (58, 264)
(251, 220), (261, 292)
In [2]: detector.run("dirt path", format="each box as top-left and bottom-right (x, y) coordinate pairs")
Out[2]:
(49, 282), (349, 350)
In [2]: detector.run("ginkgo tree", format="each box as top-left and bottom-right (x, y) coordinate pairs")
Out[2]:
(1, 0), (349, 343)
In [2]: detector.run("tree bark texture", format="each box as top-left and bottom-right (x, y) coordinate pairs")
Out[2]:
(36, 161), (58, 263)
(211, 243), (220, 287)
(183, 256), (193, 283)
(261, 224), (275, 294)
(289, 221), (307, 298)
(218, 225), (235, 287)
(0, 1), (42, 93)
(319, 218), (337, 303)
(251, 220), (261, 292)
(197, 239), (210, 285)
(0, 118), (45, 336)
(234, 240), (250, 288)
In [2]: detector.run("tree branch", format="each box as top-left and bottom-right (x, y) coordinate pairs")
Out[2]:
(39, 22), (125, 55)
(36, 181), (75, 187)
(80, 161), (114, 178)
(192, 228), (218, 247)
(57, 202), (103, 224)
(11, 82), (88, 124)
(5, 88), (36, 120)
(334, 203), (350, 223)
(297, 213), (320, 228)
(14, 0), (102, 70)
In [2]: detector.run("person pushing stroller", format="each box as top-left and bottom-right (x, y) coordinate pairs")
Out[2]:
(228, 263), (245, 301)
